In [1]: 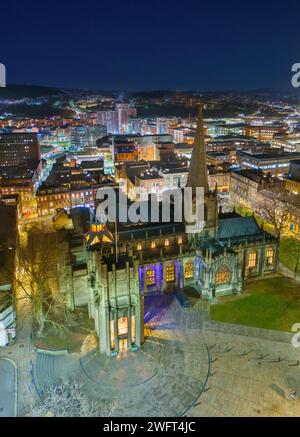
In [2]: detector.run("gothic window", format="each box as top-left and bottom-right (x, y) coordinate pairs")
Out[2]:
(216, 265), (231, 285)
(166, 264), (175, 283)
(146, 269), (156, 286)
(118, 316), (128, 336)
(137, 242), (142, 251)
(151, 241), (156, 249)
(266, 248), (274, 266)
(185, 261), (194, 279)
(248, 251), (257, 268)
(110, 319), (115, 349)
(165, 239), (170, 247)
(131, 315), (136, 343)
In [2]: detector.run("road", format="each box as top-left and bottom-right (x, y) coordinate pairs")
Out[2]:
(0, 358), (16, 417)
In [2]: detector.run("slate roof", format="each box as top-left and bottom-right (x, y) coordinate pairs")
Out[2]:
(217, 216), (263, 240)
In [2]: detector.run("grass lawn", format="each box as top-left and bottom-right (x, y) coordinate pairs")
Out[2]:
(211, 277), (300, 332)
(35, 309), (95, 353)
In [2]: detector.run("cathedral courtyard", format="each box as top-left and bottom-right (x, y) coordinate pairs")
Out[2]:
(29, 290), (300, 417)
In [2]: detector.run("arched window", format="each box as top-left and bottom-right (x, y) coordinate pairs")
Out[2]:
(185, 261), (194, 279)
(248, 251), (257, 268)
(266, 248), (274, 266)
(146, 269), (155, 286)
(216, 265), (231, 285)
(166, 264), (175, 283)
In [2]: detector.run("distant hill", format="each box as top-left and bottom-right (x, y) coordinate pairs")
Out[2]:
(0, 84), (63, 99)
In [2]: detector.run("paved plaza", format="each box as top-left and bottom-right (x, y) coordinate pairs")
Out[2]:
(30, 296), (300, 417)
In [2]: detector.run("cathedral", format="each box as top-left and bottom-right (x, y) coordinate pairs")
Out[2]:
(59, 106), (279, 356)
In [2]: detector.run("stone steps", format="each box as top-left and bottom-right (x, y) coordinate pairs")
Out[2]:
(33, 353), (58, 398)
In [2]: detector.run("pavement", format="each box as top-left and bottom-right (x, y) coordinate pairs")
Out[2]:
(30, 300), (300, 417)
(0, 223), (38, 417)
(0, 358), (16, 417)
(1, 220), (300, 417)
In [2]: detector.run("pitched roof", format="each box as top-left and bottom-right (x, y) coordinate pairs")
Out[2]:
(217, 216), (263, 240)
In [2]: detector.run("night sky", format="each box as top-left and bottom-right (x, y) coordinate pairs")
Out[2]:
(1, 0), (300, 91)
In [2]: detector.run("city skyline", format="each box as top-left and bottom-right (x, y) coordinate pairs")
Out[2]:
(2, 1), (300, 423)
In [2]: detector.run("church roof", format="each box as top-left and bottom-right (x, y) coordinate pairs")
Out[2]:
(217, 216), (263, 240)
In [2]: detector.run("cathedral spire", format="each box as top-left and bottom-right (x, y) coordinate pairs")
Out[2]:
(186, 104), (209, 196)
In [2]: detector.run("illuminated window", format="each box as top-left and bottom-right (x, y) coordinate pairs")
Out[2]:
(185, 261), (194, 279)
(216, 265), (231, 285)
(118, 316), (128, 336)
(177, 236), (183, 245)
(131, 315), (136, 343)
(266, 248), (274, 266)
(146, 269), (156, 286)
(137, 243), (142, 251)
(248, 252), (257, 268)
(166, 264), (175, 283)
(165, 239), (170, 247)
(119, 338), (128, 350)
(110, 319), (115, 349)
(151, 241), (156, 249)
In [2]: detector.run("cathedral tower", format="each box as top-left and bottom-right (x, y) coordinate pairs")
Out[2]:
(186, 104), (217, 238)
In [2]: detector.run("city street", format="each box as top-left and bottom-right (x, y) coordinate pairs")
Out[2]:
(0, 358), (16, 417)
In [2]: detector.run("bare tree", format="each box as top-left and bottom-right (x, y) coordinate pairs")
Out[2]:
(15, 227), (70, 337)
(255, 189), (293, 238)
(288, 238), (300, 277)
(29, 378), (115, 417)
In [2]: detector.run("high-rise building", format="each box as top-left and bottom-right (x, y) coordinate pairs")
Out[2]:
(86, 125), (107, 147)
(0, 133), (40, 167)
(97, 104), (137, 134)
(70, 126), (88, 149)
(97, 111), (119, 134)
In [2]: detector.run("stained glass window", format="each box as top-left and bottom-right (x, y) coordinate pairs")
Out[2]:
(248, 252), (257, 268)
(110, 319), (115, 349)
(216, 265), (231, 285)
(146, 269), (155, 286)
(266, 248), (274, 266)
(166, 264), (175, 283)
(131, 315), (136, 343)
(118, 316), (128, 336)
(185, 261), (194, 279)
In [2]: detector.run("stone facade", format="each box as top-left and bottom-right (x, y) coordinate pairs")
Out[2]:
(58, 106), (280, 356)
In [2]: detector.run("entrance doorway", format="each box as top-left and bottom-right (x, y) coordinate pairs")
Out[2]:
(118, 316), (129, 351)
(119, 338), (128, 350)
